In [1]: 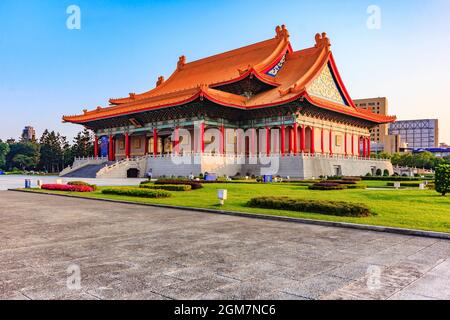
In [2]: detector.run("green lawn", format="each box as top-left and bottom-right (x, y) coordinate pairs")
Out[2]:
(24, 182), (450, 233)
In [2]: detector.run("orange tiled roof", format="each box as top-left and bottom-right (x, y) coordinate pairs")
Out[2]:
(63, 26), (396, 124)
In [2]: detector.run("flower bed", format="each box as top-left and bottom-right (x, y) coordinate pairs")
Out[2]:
(309, 182), (347, 190)
(67, 181), (97, 191)
(248, 197), (371, 217)
(101, 187), (172, 198)
(140, 184), (192, 191)
(41, 184), (94, 192)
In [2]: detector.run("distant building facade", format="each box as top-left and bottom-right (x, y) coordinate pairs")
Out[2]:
(354, 97), (401, 153)
(389, 119), (439, 149)
(21, 126), (36, 142)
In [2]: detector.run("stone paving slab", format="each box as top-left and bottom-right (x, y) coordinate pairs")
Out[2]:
(0, 191), (449, 300)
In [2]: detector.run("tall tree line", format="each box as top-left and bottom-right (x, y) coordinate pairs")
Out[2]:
(0, 128), (94, 173)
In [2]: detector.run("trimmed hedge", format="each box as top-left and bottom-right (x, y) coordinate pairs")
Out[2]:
(248, 197), (371, 217)
(67, 181), (97, 191)
(309, 182), (347, 190)
(153, 179), (203, 190)
(101, 187), (172, 198)
(140, 184), (192, 191)
(326, 180), (358, 185)
(41, 184), (94, 192)
(346, 184), (368, 190)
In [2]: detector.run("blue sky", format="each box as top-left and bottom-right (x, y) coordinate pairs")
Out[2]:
(1, 0), (449, 143)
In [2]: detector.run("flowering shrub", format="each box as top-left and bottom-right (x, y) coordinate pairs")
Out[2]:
(67, 181), (97, 191)
(41, 184), (94, 192)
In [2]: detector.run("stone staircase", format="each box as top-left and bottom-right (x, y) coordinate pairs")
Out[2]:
(61, 163), (114, 178)
(96, 156), (149, 178)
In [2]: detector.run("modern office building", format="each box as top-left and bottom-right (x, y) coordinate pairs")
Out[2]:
(21, 126), (36, 142)
(354, 97), (401, 153)
(389, 119), (439, 149)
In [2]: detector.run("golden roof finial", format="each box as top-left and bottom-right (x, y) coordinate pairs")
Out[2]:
(156, 76), (165, 87)
(177, 55), (186, 69)
(315, 32), (331, 48)
(275, 25), (289, 39)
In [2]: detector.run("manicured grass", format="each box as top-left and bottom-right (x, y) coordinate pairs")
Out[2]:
(24, 182), (450, 233)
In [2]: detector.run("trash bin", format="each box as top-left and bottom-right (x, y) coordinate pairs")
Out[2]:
(25, 179), (32, 189)
(263, 175), (273, 183)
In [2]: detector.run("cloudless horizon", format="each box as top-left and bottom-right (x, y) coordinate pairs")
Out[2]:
(1, 0), (449, 144)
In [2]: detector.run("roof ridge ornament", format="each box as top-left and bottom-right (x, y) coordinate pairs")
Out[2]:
(129, 93), (136, 100)
(156, 76), (165, 87)
(315, 32), (331, 48)
(177, 55), (186, 70)
(275, 25), (289, 40)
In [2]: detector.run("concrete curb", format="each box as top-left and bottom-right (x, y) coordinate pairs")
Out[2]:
(8, 188), (450, 240)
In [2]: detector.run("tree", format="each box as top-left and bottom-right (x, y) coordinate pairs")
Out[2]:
(6, 142), (40, 171)
(12, 154), (35, 170)
(38, 130), (71, 173)
(435, 164), (450, 196)
(71, 129), (94, 158)
(0, 140), (10, 169)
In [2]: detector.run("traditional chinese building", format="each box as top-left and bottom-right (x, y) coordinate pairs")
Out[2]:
(62, 26), (395, 179)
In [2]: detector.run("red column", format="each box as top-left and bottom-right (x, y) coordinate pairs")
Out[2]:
(344, 133), (348, 156)
(329, 129), (333, 155)
(174, 127), (179, 154)
(251, 128), (257, 155)
(367, 137), (371, 158)
(362, 137), (367, 158)
(351, 134), (355, 156)
(153, 128), (158, 157)
(144, 136), (149, 155)
(310, 127), (315, 154)
(108, 135), (114, 161)
(200, 122), (205, 153)
(94, 136), (99, 158)
(288, 127), (294, 154)
(293, 123), (298, 154)
(266, 127), (271, 155)
(125, 132), (130, 158)
(280, 125), (285, 156)
(220, 125), (225, 154)
(300, 125), (306, 152)
(321, 129), (324, 154)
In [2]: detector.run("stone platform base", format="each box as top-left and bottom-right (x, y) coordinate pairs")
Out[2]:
(143, 154), (393, 179)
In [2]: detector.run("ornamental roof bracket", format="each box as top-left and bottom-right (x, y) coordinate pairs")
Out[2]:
(156, 76), (165, 87)
(275, 25), (290, 40)
(315, 32), (331, 48)
(238, 64), (252, 75)
(177, 55), (186, 70)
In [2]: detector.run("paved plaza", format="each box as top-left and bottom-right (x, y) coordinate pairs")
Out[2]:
(0, 175), (146, 191)
(0, 191), (449, 300)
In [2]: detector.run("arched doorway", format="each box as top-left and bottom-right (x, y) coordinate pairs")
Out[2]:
(127, 168), (140, 178)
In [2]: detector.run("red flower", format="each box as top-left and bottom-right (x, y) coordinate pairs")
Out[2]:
(41, 184), (93, 192)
